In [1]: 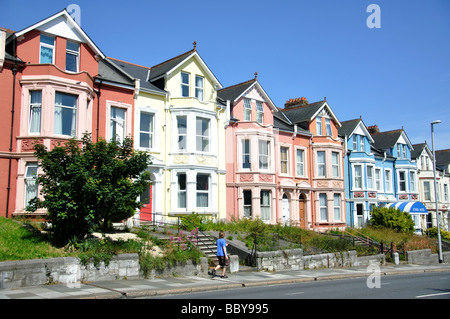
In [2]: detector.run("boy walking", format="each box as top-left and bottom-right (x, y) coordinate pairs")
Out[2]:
(213, 231), (228, 278)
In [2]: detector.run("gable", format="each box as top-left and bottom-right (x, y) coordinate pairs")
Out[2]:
(36, 15), (84, 42)
(311, 102), (341, 127)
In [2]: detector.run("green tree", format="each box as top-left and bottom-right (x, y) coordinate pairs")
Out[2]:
(27, 133), (151, 244)
(369, 206), (415, 233)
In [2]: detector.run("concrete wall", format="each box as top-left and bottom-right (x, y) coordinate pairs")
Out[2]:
(255, 249), (386, 272)
(0, 254), (208, 289)
(406, 249), (450, 264)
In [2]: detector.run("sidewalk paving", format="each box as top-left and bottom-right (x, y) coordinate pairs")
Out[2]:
(1, 263), (450, 299)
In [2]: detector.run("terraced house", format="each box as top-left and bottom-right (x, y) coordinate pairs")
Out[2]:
(0, 10), (136, 218)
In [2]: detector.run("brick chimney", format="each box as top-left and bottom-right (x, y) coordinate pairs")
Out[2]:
(284, 97), (308, 109)
(367, 125), (380, 134)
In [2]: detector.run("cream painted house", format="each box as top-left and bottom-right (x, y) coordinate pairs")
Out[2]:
(107, 45), (228, 224)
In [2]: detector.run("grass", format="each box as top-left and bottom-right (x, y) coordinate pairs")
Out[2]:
(0, 217), (70, 261)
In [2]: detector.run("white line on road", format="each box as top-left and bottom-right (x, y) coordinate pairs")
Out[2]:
(416, 292), (450, 298)
(285, 292), (305, 296)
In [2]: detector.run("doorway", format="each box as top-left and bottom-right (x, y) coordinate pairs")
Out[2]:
(140, 183), (153, 222)
(282, 193), (290, 225)
(299, 193), (306, 228)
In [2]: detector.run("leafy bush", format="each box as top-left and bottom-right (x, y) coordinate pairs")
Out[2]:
(27, 134), (151, 245)
(369, 207), (415, 233)
(426, 227), (450, 240)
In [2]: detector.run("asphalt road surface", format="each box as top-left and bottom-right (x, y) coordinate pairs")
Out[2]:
(151, 271), (450, 299)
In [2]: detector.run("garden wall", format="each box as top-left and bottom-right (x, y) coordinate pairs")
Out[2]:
(255, 249), (386, 272)
(406, 249), (450, 264)
(0, 253), (208, 289)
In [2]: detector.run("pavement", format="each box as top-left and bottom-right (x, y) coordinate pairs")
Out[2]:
(1, 263), (450, 299)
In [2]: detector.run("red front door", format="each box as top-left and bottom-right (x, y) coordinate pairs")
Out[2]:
(140, 184), (152, 221)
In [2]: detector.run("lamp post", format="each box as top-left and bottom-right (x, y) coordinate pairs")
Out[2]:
(431, 120), (443, 263)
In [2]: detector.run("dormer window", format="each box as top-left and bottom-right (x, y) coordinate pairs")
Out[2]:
(316, 116), (322, 135)
(325, 118), (332, 136)
(40, 34), (55, 64)
(66, 41), (80, 72)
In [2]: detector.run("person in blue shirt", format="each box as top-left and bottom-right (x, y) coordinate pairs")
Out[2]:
(213, 231), (228, 278)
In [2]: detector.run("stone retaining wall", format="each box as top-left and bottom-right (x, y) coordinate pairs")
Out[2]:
(0, 254), (208, 289)
(255, 249), (386, 272)
(406, 249), (450, 264)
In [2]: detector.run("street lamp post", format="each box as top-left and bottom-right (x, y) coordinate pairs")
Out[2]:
(431, 120), (443, 263)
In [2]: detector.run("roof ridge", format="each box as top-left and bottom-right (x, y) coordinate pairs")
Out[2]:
(217, 78), (256, 92)
(280, 100), (325, 112)
(0, 27), (15, 33)
(371, 128), (403, 135)
(150, 48), (195, 70)
(107, 57), (151, 70)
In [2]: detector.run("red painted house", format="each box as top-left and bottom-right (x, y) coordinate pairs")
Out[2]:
(0, 9), (136, 218)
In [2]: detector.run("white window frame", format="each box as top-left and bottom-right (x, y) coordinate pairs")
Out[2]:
(398, 170), (407, 192)
(316, 116), (322, 136)
(354, 164), (363, 190)
(260, 190), (271, 222)
(375, 168), (382, 191)
(196, 173), (210, 208)
(367, 165), (374, 190)
(319, 193), (328, 221)
(29, 91), (42, 135)
(65, 41), (80, 72)
(317, 151), (326, 177)
(244, 98), (252, 121)
(259, 140), (270, 170)
(384, 169), (392, 193)
(334, 193), (341, 221)
(54, 92), (78, 137)
(256, 101), (264, 124)
(196, 117), (210, 153)
(243, 190), (252, 218)
(181, 72), (190, 97)
(177, 115), (187, 151)
(280, 146), (289, 175)
(424, 181), (431, 201)
(409, 171), (417, 193)
(242, 139), (251, 170)
(195, 75), (204, 101)
(325, 118), (332, 136)
(177, 172), (187, 209)
(24, 162), (39, 207)
(138, 110), (155, 150)
(296, 148), (305, 177)
(39, 34), (55, 64)
(332, 151), (340, 178)
(110, 106), (126, 142)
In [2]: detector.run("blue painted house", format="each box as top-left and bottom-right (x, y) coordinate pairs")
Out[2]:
(339, 121), (425, 232)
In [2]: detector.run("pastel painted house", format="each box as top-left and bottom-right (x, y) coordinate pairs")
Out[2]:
(107, 45), (228, 224)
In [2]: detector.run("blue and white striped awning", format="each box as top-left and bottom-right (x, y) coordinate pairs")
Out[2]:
(389, 202), (428, 214)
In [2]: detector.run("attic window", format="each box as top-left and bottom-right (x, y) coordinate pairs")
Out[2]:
(40, 34), (54, 64)
(195, 75), (204, 101)
(244, 99), (252, 121)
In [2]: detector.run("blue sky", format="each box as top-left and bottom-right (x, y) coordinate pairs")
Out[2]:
(2, 0), (449, 150)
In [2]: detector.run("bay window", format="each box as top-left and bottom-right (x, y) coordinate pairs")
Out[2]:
(66, 41), (80, 72)
(259, 140), (270, 170)
(24, 163), (39, 207)
(55, 92), (77, 137)
(196, 117), (210, 152)
(29, 91), (42, 134)
(196, 174), (209, 208)
(260, 190), (271, 221)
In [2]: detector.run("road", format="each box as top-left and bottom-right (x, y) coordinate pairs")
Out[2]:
(150, 271), (450, 299)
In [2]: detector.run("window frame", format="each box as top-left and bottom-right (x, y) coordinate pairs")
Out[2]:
(332, 151), (340, 178)
(110, 106), (126, 142)
(139, 111), (154, 150)
(256, 100), (264, 124)
(24, 162), (39, 207)
(196, 173), (210, 208)
(296, 148), (305, 177)
(317, 151), (326, 177)
(181, 72), (190, 97)
(242, 139), (251, 170)
(319, 193), (328, 221)
(54, 91), (78, 137)
(65, 40), (80, 72)
(177, 115), (187, 151)
(258, 140), (270, 170)
(243, 98), (252, 121)
(29, 90), (42, 135)
(195, 75), (204, 101)
(177, 173), (187, 209)
(243, 190), (252, 218)
(196, 117), (210, 153)
(39, 34), (55, 64)
(260, 190), (271, 222)
(280, 146), (289, 175)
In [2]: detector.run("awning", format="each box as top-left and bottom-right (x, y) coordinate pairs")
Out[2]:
(388, 202), (428, 214)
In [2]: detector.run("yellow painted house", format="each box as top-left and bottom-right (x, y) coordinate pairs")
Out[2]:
(107, 45), (228, 224)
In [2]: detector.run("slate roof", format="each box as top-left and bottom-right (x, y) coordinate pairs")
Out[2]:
(338, 119), (360, 138)
(105, 57), (167, 94)
(370, 129), (403, 150)
(280, 100), (326, 125)
(435, 149), (450, 167)
(217, 79), (256, 102)
(411, 143), (428, 160)
(147, 49), (195, 81)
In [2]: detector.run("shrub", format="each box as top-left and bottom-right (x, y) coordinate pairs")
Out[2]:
(369, 207), (415, 233)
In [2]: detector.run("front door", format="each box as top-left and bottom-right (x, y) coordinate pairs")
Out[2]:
(140, 184), (152, 222)
(299, 194), (306, 228)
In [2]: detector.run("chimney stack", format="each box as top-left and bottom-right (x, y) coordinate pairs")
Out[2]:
(367, 125), (380, 134)
(284, 97), (308, 109)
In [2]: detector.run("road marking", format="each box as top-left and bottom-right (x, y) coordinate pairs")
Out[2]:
(416, 292), (450, 298)
(285, 292), (305, 296)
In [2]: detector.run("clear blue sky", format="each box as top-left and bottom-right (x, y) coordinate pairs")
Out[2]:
(2, 0), (449, 150)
